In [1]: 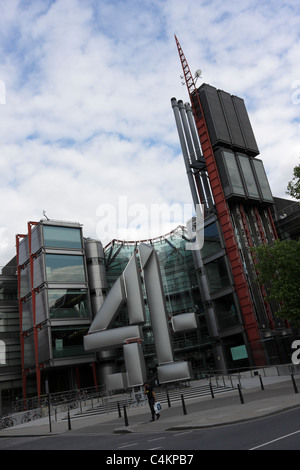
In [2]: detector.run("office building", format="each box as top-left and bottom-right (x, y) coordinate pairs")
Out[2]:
(15, 220), (96, 401)
(0, 39), (299, 405)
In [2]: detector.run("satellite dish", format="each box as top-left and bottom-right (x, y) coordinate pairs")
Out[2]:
(194, 69), (202, 84)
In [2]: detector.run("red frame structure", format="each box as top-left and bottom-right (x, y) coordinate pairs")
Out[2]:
(16, 233), (27, 404)
(16, 222), (42, 403)
(175, 36), (265, 365)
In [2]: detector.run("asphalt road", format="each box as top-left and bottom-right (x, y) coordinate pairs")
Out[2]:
(1, 406), (300, 451)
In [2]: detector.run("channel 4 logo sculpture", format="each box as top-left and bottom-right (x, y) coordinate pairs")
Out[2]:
(84, 243), (197, 388)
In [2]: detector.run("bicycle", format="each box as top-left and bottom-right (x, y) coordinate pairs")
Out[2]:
(21, 410), (42, 423)
(0, 416), (16, 429)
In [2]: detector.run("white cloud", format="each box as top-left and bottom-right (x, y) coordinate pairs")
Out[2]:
(0, 0), (299, 265)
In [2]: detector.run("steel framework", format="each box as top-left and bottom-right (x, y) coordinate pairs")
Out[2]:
(175, 36), (265, 365)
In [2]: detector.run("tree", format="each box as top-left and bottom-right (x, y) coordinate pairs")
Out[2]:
(286, 162), (300, 200)
(253, 239), (300, 324)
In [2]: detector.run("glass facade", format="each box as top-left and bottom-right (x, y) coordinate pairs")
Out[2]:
(51, 325), (90, 358)
(213, 293), (239, 330)
(48, 289), (90, 319)
(205, 257), (231, 294)
(43, 225), (82, 249)
(238, 154), (260, 199)
(0, 272), (20, 371)
(0, 278), (18, 301)
(15, 221), (93, 398)
(200, 222), (222, 258)
(45, 254), (86, 283)
(104, 227), (213, 377)
(223, 151), (245, 196)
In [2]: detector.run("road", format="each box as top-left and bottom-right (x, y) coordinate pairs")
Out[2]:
(0, 406), (300, 451)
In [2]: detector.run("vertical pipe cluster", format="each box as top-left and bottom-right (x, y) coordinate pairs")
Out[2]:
(171, 98), (214, 212)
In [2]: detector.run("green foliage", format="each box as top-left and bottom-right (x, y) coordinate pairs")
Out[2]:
(253, 239), (300, 324)
(286, 162), (300, 200)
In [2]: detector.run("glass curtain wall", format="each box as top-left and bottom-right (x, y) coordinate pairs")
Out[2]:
(42, 225), (91, 360)
(104, 226), (213, 377)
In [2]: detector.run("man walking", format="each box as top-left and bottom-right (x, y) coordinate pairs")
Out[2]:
(144, 382), (160, 421)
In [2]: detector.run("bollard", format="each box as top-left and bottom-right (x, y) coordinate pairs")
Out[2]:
(47, 394), (52, 433)
(237, 384), (244, 404)
(123, 405), (129, 426)
(117, 401), (122, 418)
(209, 382), (215, 399)
(181, 394), (187, 415)
(166, 391), (171, 408)
(291, 374), (298, 394)
(67, 407), (72, 430)
(259, 375), (264, 390)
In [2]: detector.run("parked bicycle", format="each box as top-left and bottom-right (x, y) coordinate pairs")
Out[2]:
(0, 415), (16, 429)
(21, 410), (42, 423)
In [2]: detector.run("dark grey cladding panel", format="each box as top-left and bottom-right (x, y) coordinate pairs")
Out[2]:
(232, 95), (259, 156)
(198, 84), (231, 147)
(218, 90), (246, 149)
(214, 148), (231, 198)
(198, 84), (259, 157)
(37, 325), (50, 364)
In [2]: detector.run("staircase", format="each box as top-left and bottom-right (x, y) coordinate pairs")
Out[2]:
(66, 381), (235, 421)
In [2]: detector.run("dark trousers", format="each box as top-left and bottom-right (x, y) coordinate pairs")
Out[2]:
(148, 398), (155, 419)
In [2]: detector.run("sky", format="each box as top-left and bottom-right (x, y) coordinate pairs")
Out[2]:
(0, 0), (299, 266)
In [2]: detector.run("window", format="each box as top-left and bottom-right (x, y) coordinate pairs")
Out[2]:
(0, 340), (6, 364)
(201, 222), (222, 258)
(205, 256), (231, 294)
(51, 325), (90, 358)
(224, 151), (245, 196)
(238, 155), (260, 199)
(43, 225), (82, 249)
(48, 289), (91, 319)
(0, 279), (17, 300)
(213, 294), (239, 329)
(45, 254), (86, 283)
(252, 159), (273, 202)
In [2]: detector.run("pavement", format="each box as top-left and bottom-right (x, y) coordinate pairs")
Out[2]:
(1, 374), (300, 437)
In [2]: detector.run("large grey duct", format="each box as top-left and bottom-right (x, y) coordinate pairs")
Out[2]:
(85, 239), (107, 316)
(178, 100), (208, 210)
(185, 102), (202, 161)
(185, 102), (214, 208)
(171, 97), (200, 211)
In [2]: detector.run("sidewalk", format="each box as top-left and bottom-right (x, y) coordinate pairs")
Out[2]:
(1, 375), (300, 437)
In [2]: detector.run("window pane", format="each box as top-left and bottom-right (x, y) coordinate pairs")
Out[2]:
(205, 257), (231, 294)
(224, 151), (245, 195)
(45, 254), (86, 282)
(201, 222), (222, 258)
(252, 159), (273, 201)
(48, 289), (91, 319)
(51, 326), (89, 358)
(238, 155), (260, 198)
(213, 294), (239, 329)
(43, 225), (82, 249)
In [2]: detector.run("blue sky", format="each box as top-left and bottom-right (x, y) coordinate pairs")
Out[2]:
(0, 0), (299, 264)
